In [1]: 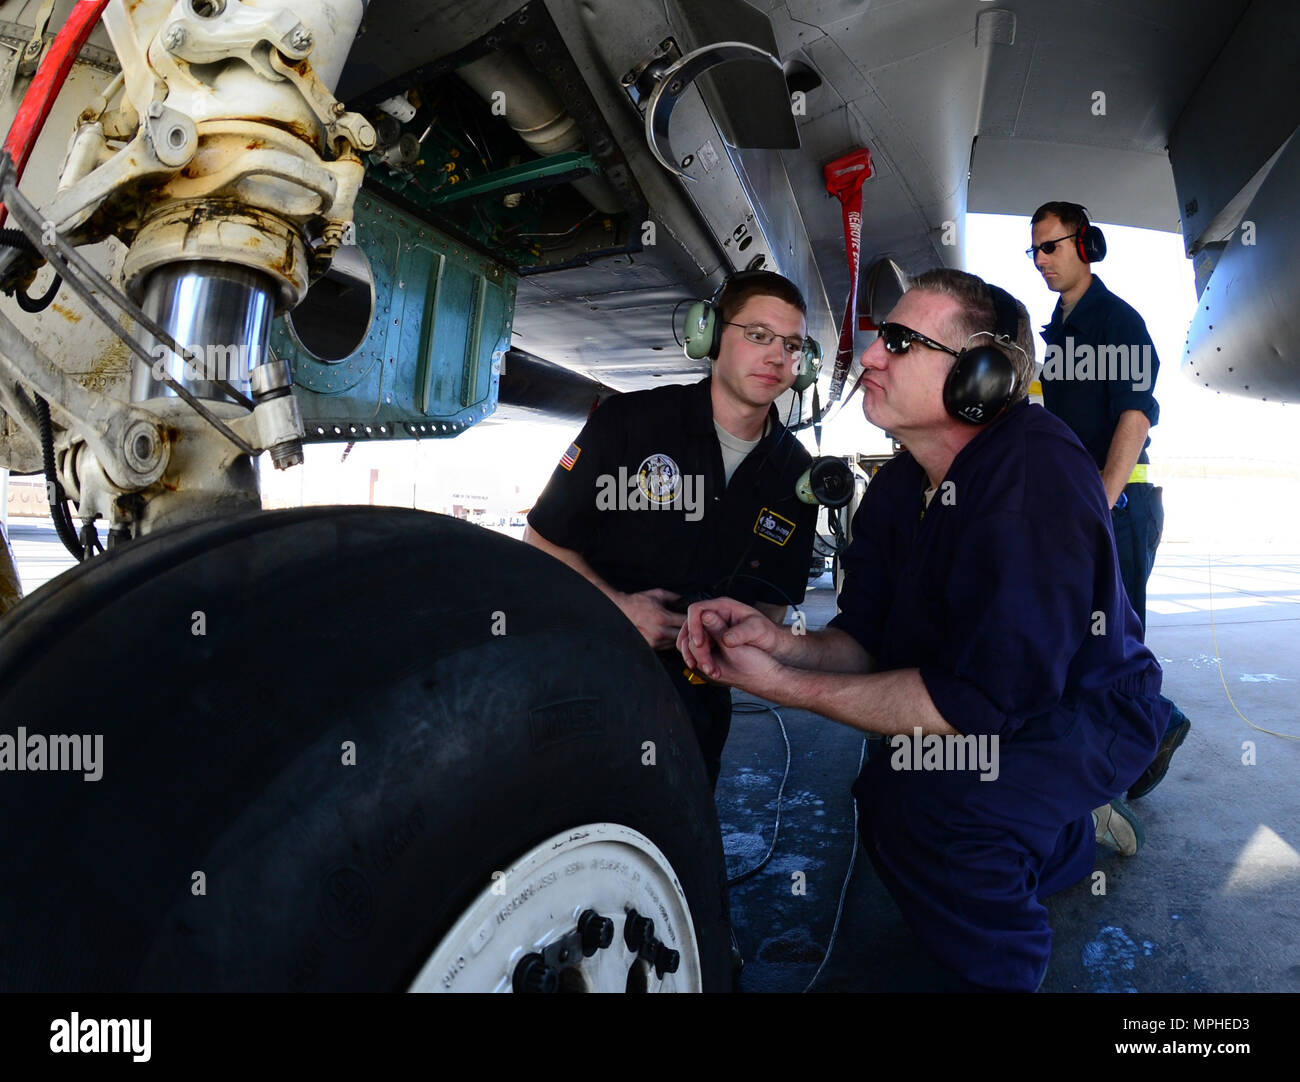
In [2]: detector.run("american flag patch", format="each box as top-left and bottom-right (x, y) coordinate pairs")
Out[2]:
(559, 442), (581, 470)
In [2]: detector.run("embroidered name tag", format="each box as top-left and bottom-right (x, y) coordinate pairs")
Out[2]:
(753, 507), (795, 547)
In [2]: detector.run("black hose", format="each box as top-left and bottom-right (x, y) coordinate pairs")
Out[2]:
(0, 228), (37, 253)
(33, 394), (84, 561)
(1, 227), (61, 310)
(14, 272), (61, 312)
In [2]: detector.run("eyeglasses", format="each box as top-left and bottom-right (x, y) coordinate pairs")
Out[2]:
(724, 322), (807, 358)
(877, 322), (959, 358)
(1025, 232), (1078, 259)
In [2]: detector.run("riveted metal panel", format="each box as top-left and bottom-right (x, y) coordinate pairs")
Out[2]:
(1181, 129), (1300, 403)
(271, 194), (515, 442)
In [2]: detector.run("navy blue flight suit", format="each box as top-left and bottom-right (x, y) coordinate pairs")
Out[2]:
(830, 399), (1167, 991)
(1040, 276), (1190, 747)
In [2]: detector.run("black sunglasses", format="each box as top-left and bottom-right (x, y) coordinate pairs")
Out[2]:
(877, 322), (959, 358)
(1025, 232), (1079, 259)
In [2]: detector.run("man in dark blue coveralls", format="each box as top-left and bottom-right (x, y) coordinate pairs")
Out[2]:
(678, 269), (1167, 992)
(1029, 201), (1192, 802)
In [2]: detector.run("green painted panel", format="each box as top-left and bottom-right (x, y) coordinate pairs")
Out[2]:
(269, 193), (515, 443)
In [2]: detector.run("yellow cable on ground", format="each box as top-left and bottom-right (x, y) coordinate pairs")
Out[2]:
(1207, 553), (1300, 741)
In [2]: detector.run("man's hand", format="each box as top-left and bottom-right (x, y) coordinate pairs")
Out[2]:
(675, 598), (788, 695)
(614, 588), (686, 650)
(1102, 409), (1151, 508)
(677, 597), (782, 680)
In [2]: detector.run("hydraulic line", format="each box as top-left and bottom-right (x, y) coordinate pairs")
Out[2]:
(13, 272), (61, 312)
(33, 393), (83, 561)
(0, 225), (60, 309)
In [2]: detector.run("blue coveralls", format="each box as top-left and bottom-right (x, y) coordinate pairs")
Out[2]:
(830, 399), (1167, 991)
(1040, 274), (1163, 630)
(1040, 275), (1189, 741)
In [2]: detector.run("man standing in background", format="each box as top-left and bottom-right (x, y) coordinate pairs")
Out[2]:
(1029, 201), (1192, 802)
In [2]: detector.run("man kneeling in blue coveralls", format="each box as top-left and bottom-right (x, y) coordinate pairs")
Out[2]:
(678, 268), (1167, 992)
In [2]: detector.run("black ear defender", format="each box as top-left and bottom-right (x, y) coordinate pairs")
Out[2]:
(682, 270), (822, 391)
(796, 455), (855, 507)
(1073, 204), (1107, 263)
(796, 455), (856, 560)
(942, 283), (1028, 425)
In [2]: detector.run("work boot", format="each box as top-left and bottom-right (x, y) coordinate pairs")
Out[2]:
(1093, 799), (1144, 856)
(1128, 713), (1191, 800)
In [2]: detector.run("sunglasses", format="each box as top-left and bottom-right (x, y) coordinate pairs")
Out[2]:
(1025, 232), (1079, 259)
(877, 322), (959, 359)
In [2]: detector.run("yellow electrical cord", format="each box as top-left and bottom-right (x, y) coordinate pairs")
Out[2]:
(1207, 553), (1300, 741)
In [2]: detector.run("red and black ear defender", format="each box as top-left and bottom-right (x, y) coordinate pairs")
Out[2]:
(682, 270), (822, 392)
(1072, 205), (1107, 263)
(942, 284), (1027, 425)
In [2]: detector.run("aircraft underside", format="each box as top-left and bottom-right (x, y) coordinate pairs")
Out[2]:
(0, 0), (1296, 995)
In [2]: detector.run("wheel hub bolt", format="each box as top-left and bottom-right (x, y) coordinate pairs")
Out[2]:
(624, 911), (655, 953)
(512, 952), (558, 993)
(578, 909), (615, 956)
(654, 943), (681, 979)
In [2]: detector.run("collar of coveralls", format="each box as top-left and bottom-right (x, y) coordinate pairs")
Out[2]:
(1042, 272), (1113, 340)
(687, 375), (785, 443)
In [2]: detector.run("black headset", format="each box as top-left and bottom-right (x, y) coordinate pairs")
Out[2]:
(681, 270), (822, 392)
(1068, 203), (1108, 263)
(942, 283), (1028, 425)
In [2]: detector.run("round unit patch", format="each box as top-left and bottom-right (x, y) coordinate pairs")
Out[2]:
(637, 453), (682, 504)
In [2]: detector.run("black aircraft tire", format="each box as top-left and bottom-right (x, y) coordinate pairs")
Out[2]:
(0, 506), (730, 991)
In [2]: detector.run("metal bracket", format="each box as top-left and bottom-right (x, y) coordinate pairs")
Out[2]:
(143, 100), (198, 169)
(0, 4), (45, 103)
(160, 2), (306, 81)
(151, 120), (344, 207)
(266, 49), (376, 157)
(621, 38), (681, 111)
(643, 41), (784, 180)
(0, 18), (120, 73)
(0, 306), (169, 492)
(15, 0), (56, 79)
(40, 123), (177, 236)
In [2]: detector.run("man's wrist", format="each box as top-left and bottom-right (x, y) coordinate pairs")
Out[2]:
(769, 626), (807, 666)
(781, 664), (820, 709)
(1101, 467), (1125, 507)
(778, 626), (834, 668)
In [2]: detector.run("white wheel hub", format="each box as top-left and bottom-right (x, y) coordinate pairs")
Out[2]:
(409, 823), (702, 993)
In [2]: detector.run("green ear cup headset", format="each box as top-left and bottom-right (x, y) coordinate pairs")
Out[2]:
(791, 335), (822, 393)
(681, 270), (822, 392)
